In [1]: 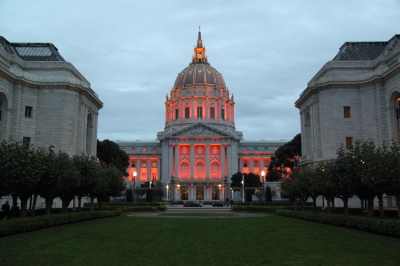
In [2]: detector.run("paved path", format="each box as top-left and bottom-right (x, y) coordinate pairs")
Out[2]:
(126, 205), (269, 218)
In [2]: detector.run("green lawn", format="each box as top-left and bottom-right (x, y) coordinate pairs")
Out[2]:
(0, 214), (399, 266)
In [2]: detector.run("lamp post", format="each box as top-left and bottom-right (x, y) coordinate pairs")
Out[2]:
(170, 176), (175, 207)
(151, 176), (157, 202)
(261, 170), (266, 206)
(242, 174), (244, 203)
(218, 184), (221, 200)
(132, 171), (137, 206)
(166, 184), (169, 204)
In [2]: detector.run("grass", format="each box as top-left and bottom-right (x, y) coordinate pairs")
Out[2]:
(0, 214), (399, 265)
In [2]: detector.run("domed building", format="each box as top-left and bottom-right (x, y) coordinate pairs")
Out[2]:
(117, 29), (286, 202)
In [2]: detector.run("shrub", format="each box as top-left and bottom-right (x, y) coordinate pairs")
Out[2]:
(0, 210), (121, 238)
(276, 210), (400, 238)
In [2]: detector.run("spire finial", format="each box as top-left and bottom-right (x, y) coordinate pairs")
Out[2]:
(199, 25), (201, 32)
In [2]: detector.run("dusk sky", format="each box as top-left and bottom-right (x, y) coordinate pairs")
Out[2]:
(1, 1), (399, 142)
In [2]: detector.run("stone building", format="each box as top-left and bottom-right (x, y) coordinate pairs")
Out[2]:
(0, 36), (102, 156)
(117, 30), (286, 202)
(295, 34), (400, 165)
(295, 35), (400, 207)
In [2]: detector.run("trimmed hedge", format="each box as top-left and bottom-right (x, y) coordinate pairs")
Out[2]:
(233, 201), (312, 207)
(276, 210), (400, 238)
(0, 210), (122, 238)
(84, 202), (165, 208)
(231, 205), (287, 213)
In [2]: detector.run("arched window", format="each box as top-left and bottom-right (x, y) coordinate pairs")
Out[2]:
(195, 161), (205, 179)
(180, 161), (190, 179)
(210, 161), (220, 179)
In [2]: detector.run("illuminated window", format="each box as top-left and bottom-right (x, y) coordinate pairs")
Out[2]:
(131, 162), (136, 167)
(345, 137), (353, 149)
(344, 106), (351, 118)
(197, 107), (203, 118)
(185, 107), (190, 118)
(175, 109), (179, 120)
(142, 148), (146, 151)
(152, 161), (157, 168)
(254, 160), (259, 167)
(210, 107), (215, 119)
(244, 161), (248, 167)
(221, 108), (225, 120)
(25, 106), (33, 118)
(141, 161), (146, 167)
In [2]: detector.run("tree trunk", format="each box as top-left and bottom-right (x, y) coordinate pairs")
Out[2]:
(45, 198), (53, 215)
(326, 198), (331, 214)
(396, 196), (400, 218)
(312, 196), (317, 214)
(377, 193), (384, 218)
(360, 197), (364, 211)
(367, 197), (374, 217)
(90, 197), (95, 212)
(301, 199), (306, 211)
(19, 196), (29, 218)
(31, 194), (38, 216)
(61, 197), (72, 213)
(342, 197), (349, 216)
(98, 199), (102, 211)
(78, 196), (82, 212)
(294, 197), (298, 211)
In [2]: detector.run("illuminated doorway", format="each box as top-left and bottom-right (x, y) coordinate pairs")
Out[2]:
(180, 186), (188, 200)
(212, 186), (220, 200)
(196, 186), (204, 200)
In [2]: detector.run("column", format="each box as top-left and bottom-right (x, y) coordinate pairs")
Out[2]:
(206, 144), (210, 179)
(250, 157), (254, 173)
(147, 159), (151, 181)
(190, 144), (195, 179)
(220, 145), (225, 177)
(137, 158), (141, 181)
(168, 145), (173, 177)
(227, 145), (232, 178)
(205, 97), (209, 119)
(157, 158), (161, 180)
(175, 145), (179, 178)
(191, 97), (195, 120)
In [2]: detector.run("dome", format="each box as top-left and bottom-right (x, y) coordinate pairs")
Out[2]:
(173, 63), (226, 90)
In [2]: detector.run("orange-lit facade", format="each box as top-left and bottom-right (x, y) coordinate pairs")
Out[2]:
(117, 29), (286, 201)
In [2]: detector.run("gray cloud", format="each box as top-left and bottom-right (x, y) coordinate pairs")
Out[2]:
(1, 0), (399, 142)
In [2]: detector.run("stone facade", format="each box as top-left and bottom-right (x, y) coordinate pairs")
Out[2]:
(117, 30), (286, 202)
(0, 36), (102, 156)
(295, 35), (400, 208)
(296, 34), (400, 166)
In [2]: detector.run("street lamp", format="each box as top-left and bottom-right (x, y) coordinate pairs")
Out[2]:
(166, 184), (169, 204)
(261, 170), (266, 206)
(242, 174), (244, 203)
(218, 184), (221, 200)
(132, 171), (137, 206)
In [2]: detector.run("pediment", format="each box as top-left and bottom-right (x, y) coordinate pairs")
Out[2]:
(173, 124), (227, 137)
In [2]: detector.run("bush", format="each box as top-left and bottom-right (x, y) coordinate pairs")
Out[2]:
(0, 210), (121, 238)
(231, 205), (293, 213)
(276, 210), (400, 238)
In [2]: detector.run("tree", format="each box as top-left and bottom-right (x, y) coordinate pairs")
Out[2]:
(73, 154), (100, 212)
(0, 140), (43, 217)
(386, 141), (400, 217)
(38, 148), (65, 215)
(95, 164), (124, 211)
(267, 133), (301, 182)
(97, 139), (129, 177)
(230, 172), (261, 202)
(281, 167), (311, 211)
(326, 145), (357, 216)
(56, 152), (79, 213)
(265, 186), (272, 202)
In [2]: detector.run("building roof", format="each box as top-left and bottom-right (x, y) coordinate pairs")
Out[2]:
(0, 36), (65, 62)
(332, 34), (400, 61)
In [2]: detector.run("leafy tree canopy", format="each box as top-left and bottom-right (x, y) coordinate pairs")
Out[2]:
(97, 139), (129, 176)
